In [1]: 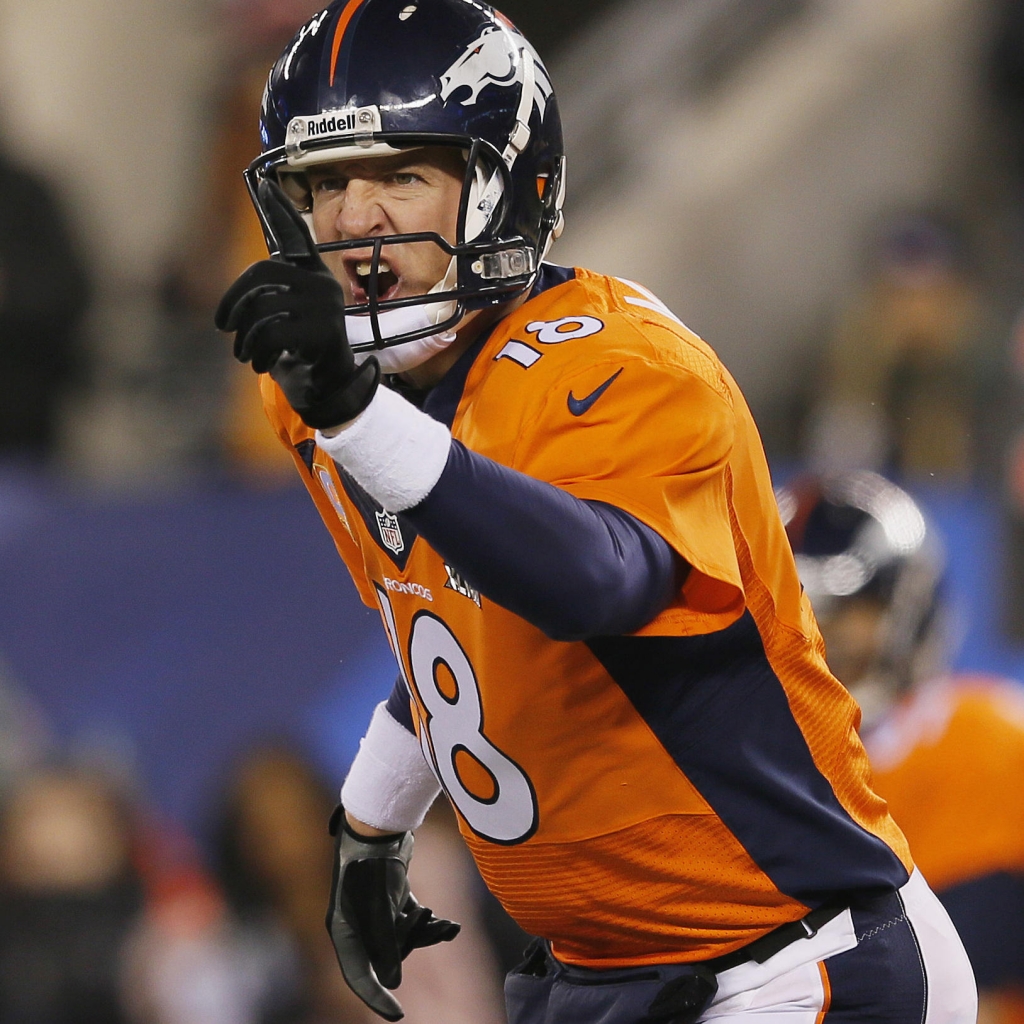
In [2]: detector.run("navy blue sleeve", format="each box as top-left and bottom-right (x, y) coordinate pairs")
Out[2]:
(937, 871), (1024, 988)
(385, 674), (416, 733)
(403, 439), (684, 641)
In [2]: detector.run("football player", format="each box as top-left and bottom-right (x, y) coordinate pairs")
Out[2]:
(781, 471), (1024, 1024)
(215, 2), (977, 1021)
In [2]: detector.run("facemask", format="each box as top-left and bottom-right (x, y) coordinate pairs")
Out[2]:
(326, 160), (499, 375)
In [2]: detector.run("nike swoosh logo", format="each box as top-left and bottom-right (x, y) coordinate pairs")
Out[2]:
(568, 368), (624, 416)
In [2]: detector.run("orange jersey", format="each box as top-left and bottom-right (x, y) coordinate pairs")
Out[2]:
(866, 675), (1024, 890)
(262, 266), (912, 967)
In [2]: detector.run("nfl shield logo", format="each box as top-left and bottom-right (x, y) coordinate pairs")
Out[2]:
(375, 510), (404, 555)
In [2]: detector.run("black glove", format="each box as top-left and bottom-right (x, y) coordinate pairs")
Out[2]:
(214, 179), (379, 429)
(326, 805), (461, 1022)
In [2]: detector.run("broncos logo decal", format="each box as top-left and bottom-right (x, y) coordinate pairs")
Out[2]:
(439, 26), (553, 117)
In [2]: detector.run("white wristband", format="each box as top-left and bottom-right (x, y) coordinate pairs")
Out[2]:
(340, 702), (441, 832)
(315, 385), (452, 512)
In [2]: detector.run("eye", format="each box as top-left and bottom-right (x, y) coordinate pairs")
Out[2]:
(311, 175), (347, 195)
(388, 171), (423, 186)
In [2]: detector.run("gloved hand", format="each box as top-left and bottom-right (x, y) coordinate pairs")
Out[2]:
(326, 805), (461, 1022)
(214, 179), (379, 430)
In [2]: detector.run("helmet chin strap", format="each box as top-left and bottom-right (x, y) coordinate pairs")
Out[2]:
(348, 259), (461, 375)
(349, 315), (456, 374)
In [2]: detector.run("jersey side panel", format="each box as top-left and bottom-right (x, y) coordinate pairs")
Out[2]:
(722, 370), (913, 872)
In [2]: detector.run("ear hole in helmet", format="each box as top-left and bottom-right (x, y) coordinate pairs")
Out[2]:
(462, 146), (506, 243)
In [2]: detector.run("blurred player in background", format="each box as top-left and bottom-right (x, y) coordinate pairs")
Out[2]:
(781, 471), (1024, 1024)
(0, 143), (90, 461)
(0, 765), (141, 1024)
(216, 1), (976, 1021)
(208, 743), (505, 1024)
(804, 215), (985, 484)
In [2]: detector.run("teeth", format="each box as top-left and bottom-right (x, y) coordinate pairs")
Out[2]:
(355, 259), (391, 276)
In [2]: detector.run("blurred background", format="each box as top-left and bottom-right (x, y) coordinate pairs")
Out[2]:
(3, 0), (1024, 1020)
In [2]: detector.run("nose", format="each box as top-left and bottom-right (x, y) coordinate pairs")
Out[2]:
(335, 178), (388, 239)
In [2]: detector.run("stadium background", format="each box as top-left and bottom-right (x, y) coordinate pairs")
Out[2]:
(0, 0), (1023, 1020)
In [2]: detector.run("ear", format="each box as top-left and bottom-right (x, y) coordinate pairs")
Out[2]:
(258, 178), (323, 269)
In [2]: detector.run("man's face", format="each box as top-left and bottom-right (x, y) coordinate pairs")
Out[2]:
(816, 596), (887, 692)
(306, 146), (465, 306)
(816, 596), (899, 728)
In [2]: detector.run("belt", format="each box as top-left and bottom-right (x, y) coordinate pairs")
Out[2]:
(641, 899), (850, 1024)
(516, 900), (851, 1024)
(704, 897), (849, 974)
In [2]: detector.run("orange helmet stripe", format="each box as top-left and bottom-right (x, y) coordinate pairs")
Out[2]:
(329, 0), (366, 88)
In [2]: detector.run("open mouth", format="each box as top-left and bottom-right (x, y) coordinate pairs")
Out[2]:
(349, 258), (400, 304)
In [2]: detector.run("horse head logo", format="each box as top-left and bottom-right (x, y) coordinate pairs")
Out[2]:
(440, 27), (518, 107)
(439, 26), (552, 117)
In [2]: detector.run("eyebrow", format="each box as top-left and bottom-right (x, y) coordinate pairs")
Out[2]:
(309, 154), (434, 179)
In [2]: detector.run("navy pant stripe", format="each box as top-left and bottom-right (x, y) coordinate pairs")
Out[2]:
(821, 890), (926, 1022)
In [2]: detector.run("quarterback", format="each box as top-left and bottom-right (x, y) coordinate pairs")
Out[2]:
(216, 1), (977, 1021)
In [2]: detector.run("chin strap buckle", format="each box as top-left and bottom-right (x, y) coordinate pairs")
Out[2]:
(471, 248), (536, 280)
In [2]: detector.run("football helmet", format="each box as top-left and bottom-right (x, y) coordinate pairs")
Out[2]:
(246, 0), (566, 361)
(777, 471), (945, 707)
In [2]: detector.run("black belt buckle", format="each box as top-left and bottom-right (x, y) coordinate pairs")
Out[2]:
(515, 937), (550, 978)
(641, 964), (718, 1024)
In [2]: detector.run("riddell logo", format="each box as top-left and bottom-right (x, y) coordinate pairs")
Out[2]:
(286, 106), (382, 152)
(305, 112), (358, 136)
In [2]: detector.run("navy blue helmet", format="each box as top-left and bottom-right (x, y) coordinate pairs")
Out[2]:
(246, 0), (566, 352)
(777, 471), (945, 694)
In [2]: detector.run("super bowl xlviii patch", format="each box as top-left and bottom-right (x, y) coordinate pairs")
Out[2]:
(444, 563), (481, 607)
(375, 510), (404, 555)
